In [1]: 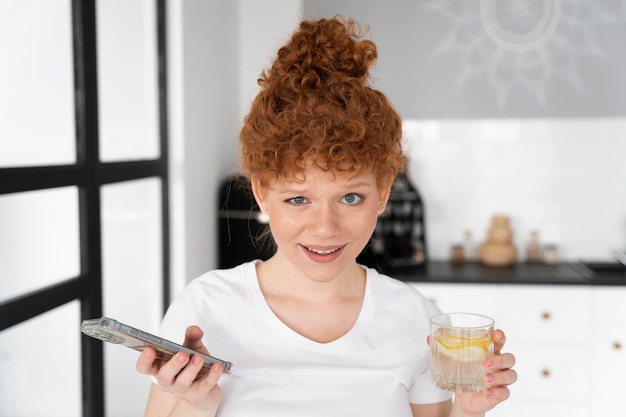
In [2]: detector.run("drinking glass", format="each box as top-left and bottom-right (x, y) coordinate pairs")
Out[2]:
(430, 312), (494, 392)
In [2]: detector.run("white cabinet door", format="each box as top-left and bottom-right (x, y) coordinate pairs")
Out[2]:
(591, 323), (626, 416)
(592, 287), (626, 323)
(504, 345), (590, 402)
(496, 402), (588, 417)
(498, 286), (590, 344)
(495, 286), (591, 414)
(590, 287), (626, 416)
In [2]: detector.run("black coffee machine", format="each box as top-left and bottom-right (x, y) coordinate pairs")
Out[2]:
(217, 174), (273, 269)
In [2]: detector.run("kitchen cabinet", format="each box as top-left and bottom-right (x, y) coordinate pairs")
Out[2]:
(408, 281), (625, 417)
(496, 286), (590, 416)
(590, 287), (626, 416)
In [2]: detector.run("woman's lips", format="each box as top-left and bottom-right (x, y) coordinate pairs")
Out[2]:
(301, 244), (345, 263)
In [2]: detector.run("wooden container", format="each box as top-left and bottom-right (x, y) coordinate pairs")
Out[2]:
(479, 215), (517, 266)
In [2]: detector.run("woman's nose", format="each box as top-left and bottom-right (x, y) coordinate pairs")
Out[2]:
(309, 203), (340, 237)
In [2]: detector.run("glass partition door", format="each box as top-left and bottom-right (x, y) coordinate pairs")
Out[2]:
(0, 1), (169, 416)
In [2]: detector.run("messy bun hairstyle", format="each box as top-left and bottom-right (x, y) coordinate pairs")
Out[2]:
(239, 16), (406, 188)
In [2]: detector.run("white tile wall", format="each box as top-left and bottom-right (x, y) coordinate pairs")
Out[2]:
(403, 118), (626, 262)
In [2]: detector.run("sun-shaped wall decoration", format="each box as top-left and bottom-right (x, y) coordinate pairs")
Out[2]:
(425, 0), (626, 109)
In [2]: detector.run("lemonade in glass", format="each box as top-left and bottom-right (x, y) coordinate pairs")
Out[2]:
(430, 313), (494, 392)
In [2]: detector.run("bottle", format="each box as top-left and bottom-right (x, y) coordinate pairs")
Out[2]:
(526, 230), (541, 263)
(543, 245), (558, 265)
(451, 244), (464, 265)
(463, 229), (476, 262)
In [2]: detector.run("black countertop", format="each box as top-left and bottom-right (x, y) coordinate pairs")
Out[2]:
(387, 261), (626, 286)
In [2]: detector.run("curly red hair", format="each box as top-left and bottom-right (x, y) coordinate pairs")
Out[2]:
(239, 16), (406, 188)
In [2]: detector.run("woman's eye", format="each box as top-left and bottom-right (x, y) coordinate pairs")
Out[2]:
(288, 196), (307, 205)
(342, 193), (363, 205)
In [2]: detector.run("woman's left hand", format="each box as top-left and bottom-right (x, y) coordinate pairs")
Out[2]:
(455, 329), (517, 416)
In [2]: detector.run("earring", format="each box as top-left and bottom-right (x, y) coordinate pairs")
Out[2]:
(378, 202), (385, 211)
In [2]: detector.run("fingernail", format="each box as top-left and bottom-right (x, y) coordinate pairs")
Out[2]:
(484, 359), (494, 368)
(486, 374), (495, 383)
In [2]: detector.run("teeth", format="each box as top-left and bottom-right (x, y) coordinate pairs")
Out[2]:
(307, 247), (338, 255)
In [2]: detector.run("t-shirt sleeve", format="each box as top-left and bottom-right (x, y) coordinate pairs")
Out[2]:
(158, 280), (204, 344)
(149, 279), (206, 385)
(407, 288), (453, 405)
(408, 365), (453, 405)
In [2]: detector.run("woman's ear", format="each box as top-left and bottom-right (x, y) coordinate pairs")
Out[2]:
(377, 178), (394, 214)
(250, 177), (267, 212)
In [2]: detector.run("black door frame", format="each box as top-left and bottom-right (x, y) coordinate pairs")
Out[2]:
(0, 1), (169, 415)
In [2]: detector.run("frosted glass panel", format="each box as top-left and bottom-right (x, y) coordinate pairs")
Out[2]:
(302, 0), (626, 119)
(97, 0), (160, 162)
(0, 0), (75, 168)
(0, 187), (80, 303)
(101, 178), (163, 416)
(0, 301), (81, 417)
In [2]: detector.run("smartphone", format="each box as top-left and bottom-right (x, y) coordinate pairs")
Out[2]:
(81, 317), (232, 374)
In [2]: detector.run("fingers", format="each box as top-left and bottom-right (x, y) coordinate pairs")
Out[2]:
(136, 347), (160, 375)
(171, 353), (207, 390)
(160, 354), (225, 410)
(484, 350), (517, 391)
(485, 351), (516, 372)
(136, 326), (209, 383)
(493, 329), (506, 354)
(135, 326), (225, 412)
(484, 386), (511, 403)
(199, 362), (225, 392)
(484, 365), (518, 387)
(184, 326), (205, 351)
(137, 349), (203, 386)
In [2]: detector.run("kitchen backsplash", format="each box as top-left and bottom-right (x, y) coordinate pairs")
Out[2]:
(403, 118), (626, 262)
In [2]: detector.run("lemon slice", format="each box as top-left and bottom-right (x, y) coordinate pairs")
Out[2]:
(433, 329), (492, 359)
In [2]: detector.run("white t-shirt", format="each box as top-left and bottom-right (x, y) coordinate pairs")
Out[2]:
(159, 261), (452, 416)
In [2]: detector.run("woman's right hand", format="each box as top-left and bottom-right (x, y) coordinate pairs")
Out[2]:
(136, 325), (225, 416)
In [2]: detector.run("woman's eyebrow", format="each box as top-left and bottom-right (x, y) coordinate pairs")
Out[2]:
(344, 180), (372, 188)
(277, 181), (371, 194)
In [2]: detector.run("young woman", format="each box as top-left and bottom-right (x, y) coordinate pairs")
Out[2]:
(136, 16), (516, 417)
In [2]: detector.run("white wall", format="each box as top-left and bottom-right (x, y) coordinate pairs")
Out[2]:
(168, 0), (239, 296)
(404, 118), (626, 261)
(237, 1), (302, 119)
(170, 0), (303, 294)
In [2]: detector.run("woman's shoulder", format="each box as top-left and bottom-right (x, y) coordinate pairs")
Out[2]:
(176, 261), (259, 301)
(365, 267), (418, 295)
(365, 267), (440, 313)
(194, 260), (256, 283)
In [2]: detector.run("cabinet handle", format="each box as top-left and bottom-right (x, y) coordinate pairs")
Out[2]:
(541, 368), (551, 378)
(613, 341), (622, 351)
(541, 311), (551, 320)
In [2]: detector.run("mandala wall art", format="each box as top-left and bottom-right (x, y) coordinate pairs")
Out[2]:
(303, 0), (626, 118)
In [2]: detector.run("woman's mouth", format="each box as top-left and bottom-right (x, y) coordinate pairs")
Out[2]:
(301, 245), (344, 263)
(306, 247), (340, 255)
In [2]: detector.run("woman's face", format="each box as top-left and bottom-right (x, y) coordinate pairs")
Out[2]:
(252, 168), (390, 282)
